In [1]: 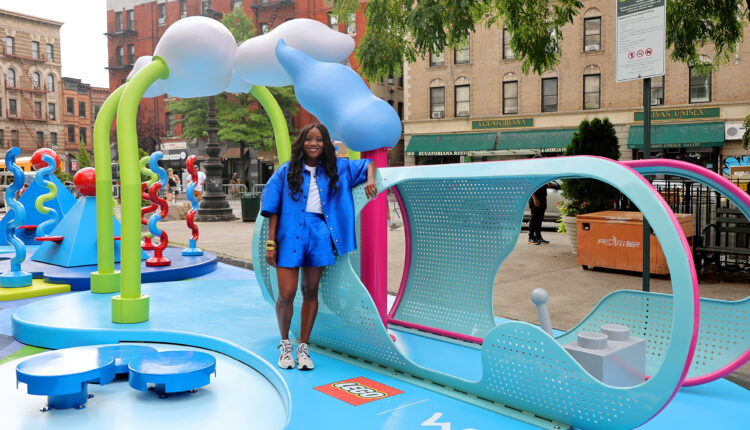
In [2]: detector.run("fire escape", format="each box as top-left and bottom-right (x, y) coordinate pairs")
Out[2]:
(250, 0), (295, 30)
(2, 46), (50, 148)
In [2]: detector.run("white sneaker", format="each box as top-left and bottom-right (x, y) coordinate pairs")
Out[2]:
(297, 343), (314, 370)
(277, 339), (294, 369)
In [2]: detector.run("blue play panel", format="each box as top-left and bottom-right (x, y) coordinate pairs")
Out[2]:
(6, 274), (750, 429)
(0, 248), (217, 290)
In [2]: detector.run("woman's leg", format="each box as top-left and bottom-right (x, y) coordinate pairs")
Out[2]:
(299, 266), (324, 344)
(275, 267), (300, 340)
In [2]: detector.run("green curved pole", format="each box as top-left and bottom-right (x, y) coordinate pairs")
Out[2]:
(91, 84), (125, 294)
(250, 86), (291, 164)
(112, 57), (169, 324)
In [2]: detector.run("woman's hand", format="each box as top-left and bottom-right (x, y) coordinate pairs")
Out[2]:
(364, 181), (378, 200)
(265, 249), (277, 267)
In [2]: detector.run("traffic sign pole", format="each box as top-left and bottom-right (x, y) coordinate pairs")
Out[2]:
(642, 77), (651, 292)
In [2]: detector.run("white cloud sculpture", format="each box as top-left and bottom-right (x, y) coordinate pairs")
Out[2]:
(224, 69), (253, 94)
(152, 16), (236, 98)
(234, 18), (355, 87)
(127, 56), (166, 98)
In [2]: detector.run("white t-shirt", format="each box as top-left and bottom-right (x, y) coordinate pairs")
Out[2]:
(304, 165), (323, 214)
(195, 171), (206, 192)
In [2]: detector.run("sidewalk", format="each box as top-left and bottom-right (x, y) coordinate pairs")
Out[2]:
(159, 218), (750, 387)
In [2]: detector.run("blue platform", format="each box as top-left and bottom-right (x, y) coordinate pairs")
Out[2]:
(0, 248), (217, 290)
(6, 274), (750, 429)
(129, 350), (216, 395)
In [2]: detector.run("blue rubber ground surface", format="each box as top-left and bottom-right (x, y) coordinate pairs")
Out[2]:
(0, 248), (217, 290)
(5, 271), (750, 429)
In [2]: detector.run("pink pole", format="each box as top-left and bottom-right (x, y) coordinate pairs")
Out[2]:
(360, 148), (388, 326)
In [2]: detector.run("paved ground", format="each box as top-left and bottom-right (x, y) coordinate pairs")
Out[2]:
(161, 217), (750, 387)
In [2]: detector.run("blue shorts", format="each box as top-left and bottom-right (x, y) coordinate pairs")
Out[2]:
(277, 212), (336, 268)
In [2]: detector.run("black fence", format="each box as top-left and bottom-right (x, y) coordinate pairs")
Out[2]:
(618, 177), (750, 273)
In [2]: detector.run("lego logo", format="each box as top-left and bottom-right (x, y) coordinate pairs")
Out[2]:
(333, 382), (386, 398)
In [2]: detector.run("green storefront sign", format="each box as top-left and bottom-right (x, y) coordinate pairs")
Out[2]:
(472, 118), (534, 129)
(633, 107), (720, 122)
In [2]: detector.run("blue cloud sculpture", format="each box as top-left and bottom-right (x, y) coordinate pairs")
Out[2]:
(275, 39), (401, 152)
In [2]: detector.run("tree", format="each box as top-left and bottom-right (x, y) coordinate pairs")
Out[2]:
(167, 8), (299, 186)
(75, 139), (93, 169)
(329, 0), (749, 80)
(743, 113), (750, 150)
(561, 118), (621, 215)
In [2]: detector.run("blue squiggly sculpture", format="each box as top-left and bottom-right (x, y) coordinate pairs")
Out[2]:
(33, 154), (60, 237)
(0, 147), (33, 287)
(182, 155), (203, 256)
(146, 152), (171, 266)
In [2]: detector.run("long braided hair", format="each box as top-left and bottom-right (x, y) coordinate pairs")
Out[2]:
(287, 123), (339, 201)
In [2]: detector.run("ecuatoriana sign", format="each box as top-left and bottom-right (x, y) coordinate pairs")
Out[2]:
(472, 118), (534, 129)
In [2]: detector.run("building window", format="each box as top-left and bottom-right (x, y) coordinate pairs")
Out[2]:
(34, 101), (42, 119)
(159, 3), (166, 20)
(115, 11), (123, 31)
(542, 78), (558, 112)
(651, 76), (664, 105)
(430, 87), (445, 119)
(94, 105), (101, 119)
(48, 103), (56, 120)
(397, 102), (404, 120)
(50, 132), (57, 148)
(67, 97), (74, 115)
(47, 74), (55, 91)
(11, 130), (19, 146)
(46, 44), (54, 61)
(503, 27), (514, 59)
(455, 85), (470, 117)
(0, 130), (4, 147)
(328, 13), (338, 31)
(454, 37), (470, 64)
(32, 72), (41, 89)
(127, 10), (134, 29)
(583, 74), (601, 109)
(0, 98), (2, 117)
(503, 81), (518, 114)
(36, 131), (44, 148)
(6, 68), (16, 87)
(232, 0), (243, 10)
(346, 14), (356, 35)
(260, 23), (269, 34)
(68, 125), (75, 143)
(79, 101), (86, 118)
(689, 67), (711, 103)
(9, 99), (17, 116)
(584, 17), (601, 51)
(80, 127), (87, 144)
(166, 112), (176, 135)
(429, 51), (445, 67)
(5, 36), (14, 55)
(32, 41), (40, 59)
(116, 46), (124, 65)
(128, 44), (135, 64)
(180, 0), (188, 17)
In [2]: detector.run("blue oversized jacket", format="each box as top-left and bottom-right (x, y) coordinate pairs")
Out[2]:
(260, 158), (371, 256)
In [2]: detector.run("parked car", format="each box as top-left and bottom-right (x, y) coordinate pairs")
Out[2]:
(0, 171), (37, 208)
(523, 180), (563, 223)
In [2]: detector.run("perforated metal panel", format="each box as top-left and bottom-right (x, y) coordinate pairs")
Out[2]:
(392, 177), (551, 337)
(558, 291), (750, 380)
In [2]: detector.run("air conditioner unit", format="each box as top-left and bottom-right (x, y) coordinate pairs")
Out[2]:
(387, 78), (394, 84)
(725, 123), (747, 141)
(431, 111), (444, 119)
(180, 12), (187, 18)
(166, 130), (175, 137)
(457, 111), (469, 117)
(651, 98), (662, 106)
(158, 17), (166, 25)
(585, 44), (600, 52)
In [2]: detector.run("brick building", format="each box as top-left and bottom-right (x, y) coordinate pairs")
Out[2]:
(403, 2), (750, 171)
(61, 77), (108, 172)
(0, 9), (64, 158)
(105, 0), (405, 177)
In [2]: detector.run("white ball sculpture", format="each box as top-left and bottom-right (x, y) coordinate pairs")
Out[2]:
(153, 16), (237, 97)
(127, 56), (166, 98)
(234, 18), (355, 87)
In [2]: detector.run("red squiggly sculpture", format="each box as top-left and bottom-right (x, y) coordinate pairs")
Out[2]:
(141, 182), (158, 250)
(146, 177), (170, 266)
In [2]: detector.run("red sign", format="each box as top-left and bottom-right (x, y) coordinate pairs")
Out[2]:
(645, 48), (653, 56)
(314, 377), (403, 406)
(637, 49), (644, 58)
(627, 51), (635, 60)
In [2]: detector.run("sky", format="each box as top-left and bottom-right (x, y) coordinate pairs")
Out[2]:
(4, 0), (110, 87)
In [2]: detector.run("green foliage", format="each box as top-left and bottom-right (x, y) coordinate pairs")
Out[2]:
(743, 113), (750, 150)
(166, 8), (299, 151)
(331, 0), (749, 81)
(561, 118), (621, 215)
(55, 169), (73, 184)
(75, 140), (93, 169)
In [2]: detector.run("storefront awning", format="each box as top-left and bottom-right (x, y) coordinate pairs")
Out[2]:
(628, 122), (725, 149)
(497, 129), (578, 151)
(405, 132), (497, 156)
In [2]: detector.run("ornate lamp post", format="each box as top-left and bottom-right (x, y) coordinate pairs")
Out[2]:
(196, 2), (235, 221)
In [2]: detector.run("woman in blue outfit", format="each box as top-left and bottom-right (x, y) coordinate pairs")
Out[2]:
(260, 123), (378, 370)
